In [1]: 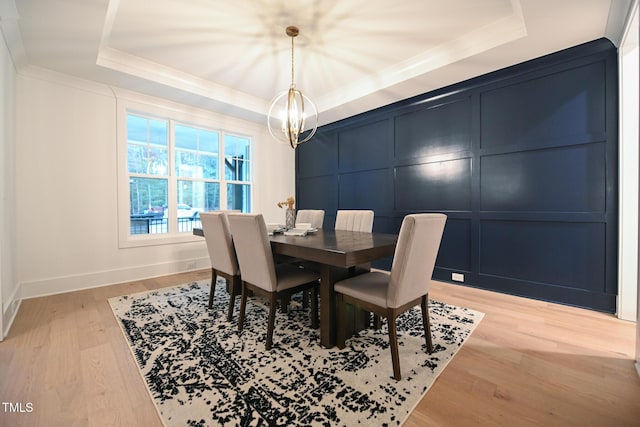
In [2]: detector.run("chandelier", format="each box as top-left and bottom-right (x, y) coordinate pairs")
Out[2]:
(267, 26), (318, 149)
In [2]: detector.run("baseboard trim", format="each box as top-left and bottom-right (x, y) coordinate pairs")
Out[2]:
(20, 256), (210, 300)
(2, 295), (22, 340)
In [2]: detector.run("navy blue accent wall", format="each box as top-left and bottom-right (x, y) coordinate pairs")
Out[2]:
(296, 39), (618, 313)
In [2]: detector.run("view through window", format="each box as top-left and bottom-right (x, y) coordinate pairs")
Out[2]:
(127, 113), (251, 236)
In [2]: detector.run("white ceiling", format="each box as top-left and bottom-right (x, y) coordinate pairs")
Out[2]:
(0, 0), (633, 126)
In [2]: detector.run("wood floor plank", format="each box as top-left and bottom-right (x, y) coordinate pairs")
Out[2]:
(1, 270), (638, 426)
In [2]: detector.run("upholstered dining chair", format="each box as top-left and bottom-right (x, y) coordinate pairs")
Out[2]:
(200, 211), (242, 321)
(295, 209), (325, 229)
(335, 209), (375, 277)
(335, 210), (374, 232)
(227, 213), (320, 350)
(334, 213), (447, 380)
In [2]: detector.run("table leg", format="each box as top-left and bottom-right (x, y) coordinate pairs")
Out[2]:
(318, 265), (365, 348)
(319, 265), (335, 348)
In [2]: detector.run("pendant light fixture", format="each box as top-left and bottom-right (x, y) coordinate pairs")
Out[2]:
(267, 26), (318, 149)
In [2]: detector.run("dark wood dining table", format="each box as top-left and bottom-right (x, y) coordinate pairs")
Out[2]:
(193, 227), (398, 348)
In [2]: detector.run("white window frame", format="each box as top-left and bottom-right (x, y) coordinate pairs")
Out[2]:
(116, 95), (256, 248)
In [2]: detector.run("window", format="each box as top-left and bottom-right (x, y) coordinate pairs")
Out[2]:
(121, 107), (253, 246)
(174, 124), (221, 231)
(128, 115), (169, 234)
(225, 134), (251, 212)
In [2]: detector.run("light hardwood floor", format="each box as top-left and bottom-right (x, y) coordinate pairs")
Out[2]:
(1, 270), (639, 426)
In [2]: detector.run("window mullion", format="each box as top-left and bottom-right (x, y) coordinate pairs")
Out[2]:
(167, 119), (177, 233)
(219, 132), (227, 210)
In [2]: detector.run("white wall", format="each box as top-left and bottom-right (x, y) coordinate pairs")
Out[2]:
(622, 2), (640, 375)
(619, 4), (640, 323)
(0, 18), (18, 338)
(15, 67), (295, 299)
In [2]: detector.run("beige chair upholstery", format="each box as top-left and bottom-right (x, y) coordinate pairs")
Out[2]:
(334, 213), (447, 380)
(295, 209), (325, 229)
(335, 210), (374, 232)
(200, 211), (242, 321)
(335, 210), (375, 275)
(228, 213), (320, 350)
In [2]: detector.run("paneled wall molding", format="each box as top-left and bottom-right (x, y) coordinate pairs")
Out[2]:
(320, 39), (616, 134)
(297, 38), (619, 312)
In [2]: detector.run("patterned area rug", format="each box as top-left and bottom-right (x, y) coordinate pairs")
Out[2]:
(109, 280), (483, 426)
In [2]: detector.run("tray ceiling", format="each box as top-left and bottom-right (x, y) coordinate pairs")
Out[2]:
(1, 0), (632, 125)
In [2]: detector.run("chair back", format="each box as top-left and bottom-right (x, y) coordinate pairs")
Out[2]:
(227, 213), (278, 292)
(200, 211), (239, 276)
(387, 213), (446, 308)
(334, 210), (374, 232)
(296, 209), (325, 229)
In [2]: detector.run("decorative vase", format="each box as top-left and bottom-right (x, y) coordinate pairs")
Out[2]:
(285, 209), (296, 229)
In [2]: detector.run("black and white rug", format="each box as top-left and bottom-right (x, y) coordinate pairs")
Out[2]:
(109, 280), (483, 426)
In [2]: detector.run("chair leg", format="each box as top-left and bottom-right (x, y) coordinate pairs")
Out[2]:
(280, 295), (290, 314)
(238, 282), (248, 331)
(266, 293), (278, 350)
(310, 285), (318, 329)
(208, 268), (217, 309)
(336, 293), (347, 349)
(302, 289), (309, 309)
(227, 275), (240, 322)
(373, 314), (382, 329)
(421, 295), (434, 353)
(388, 314), (401, 380)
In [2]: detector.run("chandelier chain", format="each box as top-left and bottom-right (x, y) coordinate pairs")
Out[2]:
(290, 36), (295, 86)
